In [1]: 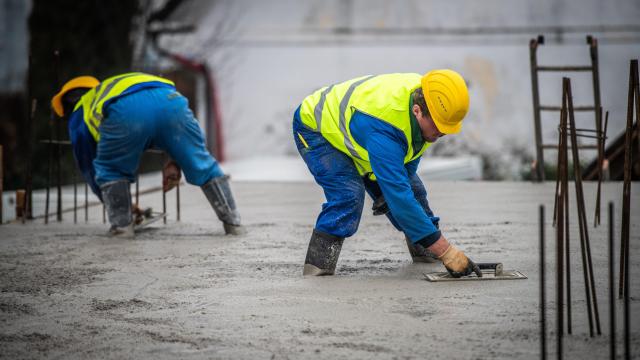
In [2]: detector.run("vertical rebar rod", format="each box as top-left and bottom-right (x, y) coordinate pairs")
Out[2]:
(609, 202), (616, 360)
(530, 37), (545, 182)
(588, 36), (603, 227)
(84, 183), (88, 223)
(563, 134), (572, 335)
(162, 169), (167, 224)
(556, 164), (564, 360)
(135, 174), (139, 207)
(540, 204), (547, 360)
(45, 113), (53, 224)
(619, 60), (636, 299)
(595, 108), (608, 227)
(102, 204), (106, 224)
(176, 182), (180, 221)
(25, 55), (34, 220)
(26, 98), (36, 220)
(567, 77), (601, 336)
(73, 172), (77, 224)
(54, 50), (62, 222)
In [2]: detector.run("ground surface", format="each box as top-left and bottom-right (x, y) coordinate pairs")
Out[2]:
(1, 180), (639, 359)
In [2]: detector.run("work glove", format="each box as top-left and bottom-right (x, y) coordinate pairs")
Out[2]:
(162, 160), (182, 192)
(372, 195), (390, 216)
(439, 245), (482, 278)
(131, 205), (152, 225)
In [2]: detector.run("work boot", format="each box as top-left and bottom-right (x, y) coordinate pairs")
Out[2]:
(303, 229), (344, 276)
(100, 180), (134, 238)
(405, 236), (439, 263)
(201, 175), (244, 235)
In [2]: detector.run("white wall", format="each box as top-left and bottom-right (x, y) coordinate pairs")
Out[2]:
(160, 0), (640, 176)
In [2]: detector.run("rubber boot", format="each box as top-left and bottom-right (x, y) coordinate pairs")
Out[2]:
(303, 229), (344, 276)
(405, 236), (439, 263)
(201, 175), (244, 235)
(100, 180), (134, 238)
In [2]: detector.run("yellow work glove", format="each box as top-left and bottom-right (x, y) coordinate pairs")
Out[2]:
(439, 245), (482, 278)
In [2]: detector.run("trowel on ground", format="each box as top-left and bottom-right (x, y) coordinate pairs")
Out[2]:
(423, 263), (527, 282)
(133, 207), (166, 231)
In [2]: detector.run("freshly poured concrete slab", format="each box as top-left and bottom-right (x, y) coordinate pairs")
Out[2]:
(0, 181), (638, 359)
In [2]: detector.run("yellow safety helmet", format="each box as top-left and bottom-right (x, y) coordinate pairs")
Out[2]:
(51, 76), (99, 117)
(421, 69), (469, 134)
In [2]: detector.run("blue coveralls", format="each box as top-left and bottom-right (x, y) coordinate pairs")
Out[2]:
(293, 106), (442, 248)
(68, 83), (223, 200)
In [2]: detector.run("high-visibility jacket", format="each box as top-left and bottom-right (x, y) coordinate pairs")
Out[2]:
(74, 72), (175, 142)
(299, 73), (430, 178)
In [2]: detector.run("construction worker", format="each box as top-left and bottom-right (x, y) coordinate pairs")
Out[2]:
(293, 70), (482, 278)
(51, 73), (243, 236)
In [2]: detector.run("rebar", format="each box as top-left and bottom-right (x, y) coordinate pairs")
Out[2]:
(26, 98), (36, 220)
(176, 182), (180, 221)
(595, 109), (609, 227)
(608, 202), (616, 360)
(540, 204), (547, 360)
(566, 77), (601, 336)
(84, 183), (88, 222)
(619, 60), (637, 299)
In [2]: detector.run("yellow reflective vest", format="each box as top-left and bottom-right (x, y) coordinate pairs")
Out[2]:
(74, 72), (175, 142)
(299, 73), (430, 178)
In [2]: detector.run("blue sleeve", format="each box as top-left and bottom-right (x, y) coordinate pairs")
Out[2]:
(366, 127), (440, 244)
(405, 157), (420, 175)
(68, 111), (102, 201)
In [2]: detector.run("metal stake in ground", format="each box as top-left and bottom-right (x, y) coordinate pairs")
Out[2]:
(619, 59), (638, 299)
(609, 202), (616, 360)
(555, 100), (565, 357)
(566, 77), (601, 336)
(540, 204), (547, 360)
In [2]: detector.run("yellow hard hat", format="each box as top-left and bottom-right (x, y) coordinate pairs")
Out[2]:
(421, 69), (469, 134)
(51, 76), (99, 117)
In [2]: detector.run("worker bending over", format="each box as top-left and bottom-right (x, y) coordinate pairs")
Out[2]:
(293, 70), (481, 277)
(51, 73), (243, 236)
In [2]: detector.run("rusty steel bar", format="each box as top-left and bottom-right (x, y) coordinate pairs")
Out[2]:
(619, 60), (636, 299)
(556, 147), (565, 359)
(566, 77), (601, 336)
(541, 144), (599, 150)
(609, 202), (616, 360)
(135, 174), (139, 207)
(73, 172), (77, 224)
(537, 65), (592, 72)
(26, 99), (36, 220)
(176, 182), (180, 221)
(84, 183), (88, 223)
(595, 109), (609, 227)
(540, 204), (547, 360)
(44, 113), (54, 224)
(588, 36), (603, 229)
(539, 105), (595, 112)
(563, 141), (572, 335)
(102, 204), (106, 224)
(530, 37), (545, 182)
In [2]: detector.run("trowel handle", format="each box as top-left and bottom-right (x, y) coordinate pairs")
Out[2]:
(476, 263), (504, 275)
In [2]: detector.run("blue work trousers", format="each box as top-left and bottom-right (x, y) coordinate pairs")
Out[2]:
(293, 111), (437, 239)
(94, 87), (223, 186)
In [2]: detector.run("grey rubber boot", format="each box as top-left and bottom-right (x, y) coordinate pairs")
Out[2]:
(201, 175), (244, 235)
(303, 229), (344, 276)
(405, 236), (439, 263)
(100, 180), (134, 238)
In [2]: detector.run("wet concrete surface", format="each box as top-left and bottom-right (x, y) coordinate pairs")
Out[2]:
(0, 181), (639, 359)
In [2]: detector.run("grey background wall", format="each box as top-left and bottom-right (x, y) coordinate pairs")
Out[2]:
(159, 0), (640, 177)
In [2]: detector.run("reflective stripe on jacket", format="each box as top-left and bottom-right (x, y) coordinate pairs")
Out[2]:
(74, 72), (175, 141)
(299, 73), (430, 178)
